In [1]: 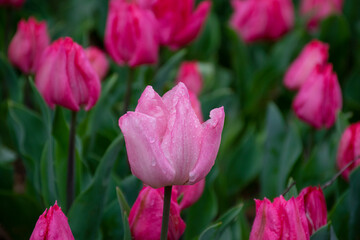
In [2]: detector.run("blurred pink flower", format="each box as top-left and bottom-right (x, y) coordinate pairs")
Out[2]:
(175, 179), (205, 210)
(188, 90), (203, 122)
(8, 17), (50, 74)
(284, 40), (329, 90)
(119, 83), (224, 188)
(35, 37), (101, 111)
(0, 0), (25, 7)
(176, 62), (203, 95)
(85, 46), (109, 81)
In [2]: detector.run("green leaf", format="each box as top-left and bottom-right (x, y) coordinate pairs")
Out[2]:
(310, 224), (339, 240)
(116, 187), (131, 240)
(329, 190), (350, 240)
(283, 178), (298, 200)
(0, 53), (21, 102)
(40, 140), (57, 207)
(349, 167), (360, 240)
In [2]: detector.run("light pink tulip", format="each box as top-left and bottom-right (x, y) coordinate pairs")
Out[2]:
(85, 46), (109, 81)
(30, 202), (74, 240)
(8, 17), (50, 74)
(35, 37), (101, 111)
(119, 83), (225, 188)
(336, 123), (360, 181)
(176, 62), (203, 95)
(284, 40), (329, 90)
(299, 186), (327, 235)
(0, 0), (25, 7)
(293, 63), (342, 129)
(129, 186), (185, 240)
(230, 0), (294, 43)
(105, 0), (159, 67)
(175, 179), (205, 210)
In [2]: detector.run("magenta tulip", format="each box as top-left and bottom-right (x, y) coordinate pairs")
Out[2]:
(85, 46), (109, 81)
(129, 186), (186, 240)
(0, 0), (25, 7)
(175, 179), (205, 210)
(119, 83), (225, 188)
(284, 40), (329, 90)
(35, 37), (101, 111)
(8, 17), (50, 74)
(30, 202), (74, 240)
(176, 62), (203, 96)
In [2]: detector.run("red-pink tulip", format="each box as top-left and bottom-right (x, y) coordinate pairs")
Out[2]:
(8, 17), (50, 74)
(35, 37), (101, 111)
(119, 83), (224, 188)
(299, 186), (327, 235)
(188, 90), (203, 122)
(284, 40), (329, 90)
(336, 123), (360, 181)
(175, 179), (205, 210)
(85, 46), (109, 81)
(176, 62), (203, 95)
(230, 0), (294, 43)
(0, 0), (25, 7)
(293, 63), (342, 129)
(30, 202), (74, 240)
(105, 0), (159, 67)
(129, 186), (186, 240)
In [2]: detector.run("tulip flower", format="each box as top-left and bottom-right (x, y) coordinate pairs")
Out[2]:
(129, 186), (186, 240)
(176, 62), (203, 96)
(293, 63), (342, 129)
(30, 202), (74, 240)
(284, 40), (329, 90)
(35, 37), (101, 111)
(105, 0), (159, 67)
(230, 0), (294, 43)
(175, 179), (205, 210)
(85, 46), (109, 81)
(336, 123), (360, 181)
(119, 82), (225, 188)
(0, 0), (25, 7)
(188, 90), (203, 122)
(299, 186), (327, 235)
(8, 17), (50, 74)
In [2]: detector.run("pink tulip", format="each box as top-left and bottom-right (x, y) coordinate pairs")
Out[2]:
(300, 0), (343, 30)
(175, 179), (205, 210)
(176, 62), (203, 95)
(129, 186), (186, 240)
(336, 123), (360, 181)
(0, 0), (25, 7)
(188, 90), (203, 122)
(84, 47), (109, 81)
(105, 0), (159, 67)
(119, 83), (225, 188)
(8, 17), (50, 74)
(151, 0), (211, 49)
(299, 186), (327, 235)
(293, 63), (342, 129)
(230, 0), (294, 43)
(35, 37), (101, 111)
(30, 202), (74, 240)
(284, 40), (329, 90)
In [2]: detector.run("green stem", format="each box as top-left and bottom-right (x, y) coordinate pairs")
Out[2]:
(122, 68), (134, 115)
(160, 186), (172, 240)
(66, 111), (77, 212)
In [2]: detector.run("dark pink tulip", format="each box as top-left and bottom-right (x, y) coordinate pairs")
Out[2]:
(176, 62), (203, 96)
(85, 46), (109, 81)
(129, 186), (186, 240)
(105, 0), (159, 67)
(293, 63), (342, 129)
(188, 90), (203, 122)
(0, 0), (25, 7)
(230, 0), (294, 43)
(35, 37), (101, 111)
(30, 202), (74, 240)
(336, 123), (360, 181)
(119, 83), (224, 188)
(175, 179), (205, 210)
(284, 40), (329, 90)
(8, 17), (50, 74)
(299, 186), (327, 235)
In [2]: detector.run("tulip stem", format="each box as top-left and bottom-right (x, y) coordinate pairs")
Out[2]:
(160, 185), (172, 240)
(123, 67), (134, 114)
(66, 111), (77, 212)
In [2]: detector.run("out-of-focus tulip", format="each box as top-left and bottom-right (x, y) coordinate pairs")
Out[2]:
(151, 0), (211, 49)
(230, 0), (294, 43)
(119, 83), (225, 188)
(293, 63), (342, 129)
(8, 17), (50, 74)
(284, 40), (329, 90)
(336, 123), (360, 181)
(0, 0), (25, 7)
(175, 179), (205, 210)
(129, 186), (186, 240)
(30, 202), (74, 240)
(176, 62), (203, 95)
(35, 37), (101, 111)
(105, 0), (159, 67)
(300, 0), (343, 30)
(299, 186), (327, 235)
(188, 90), (203, 122)
(84, 46), (109, 81)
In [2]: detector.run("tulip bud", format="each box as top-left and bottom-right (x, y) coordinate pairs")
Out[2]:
(336, 123), (360, 181)
(293, 63), (342, 129)
(30, 202), (74, 240)
(230, 0), (294, 43)
(119, 83), (224, 188)
(175, 179), (205, 210)
(105, 0), (159, 67)
(35, 37), (101, 111)
(129, 186), (186, 240)
(299, 186), (327, 235)
(284, 40), (329, 90)
(0, 0), (25, 7)
(8, 17), (50, 74)
(84, 46), (109, 81)
(176, 62), (203, 96)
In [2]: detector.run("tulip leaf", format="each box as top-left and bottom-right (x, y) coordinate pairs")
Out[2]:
(310, 224), (338, 240)
(116, 186), (132, 240)
(349, 166), (360, 240)
(329, 190), (350, 240)
(0, 53), (21, 102)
